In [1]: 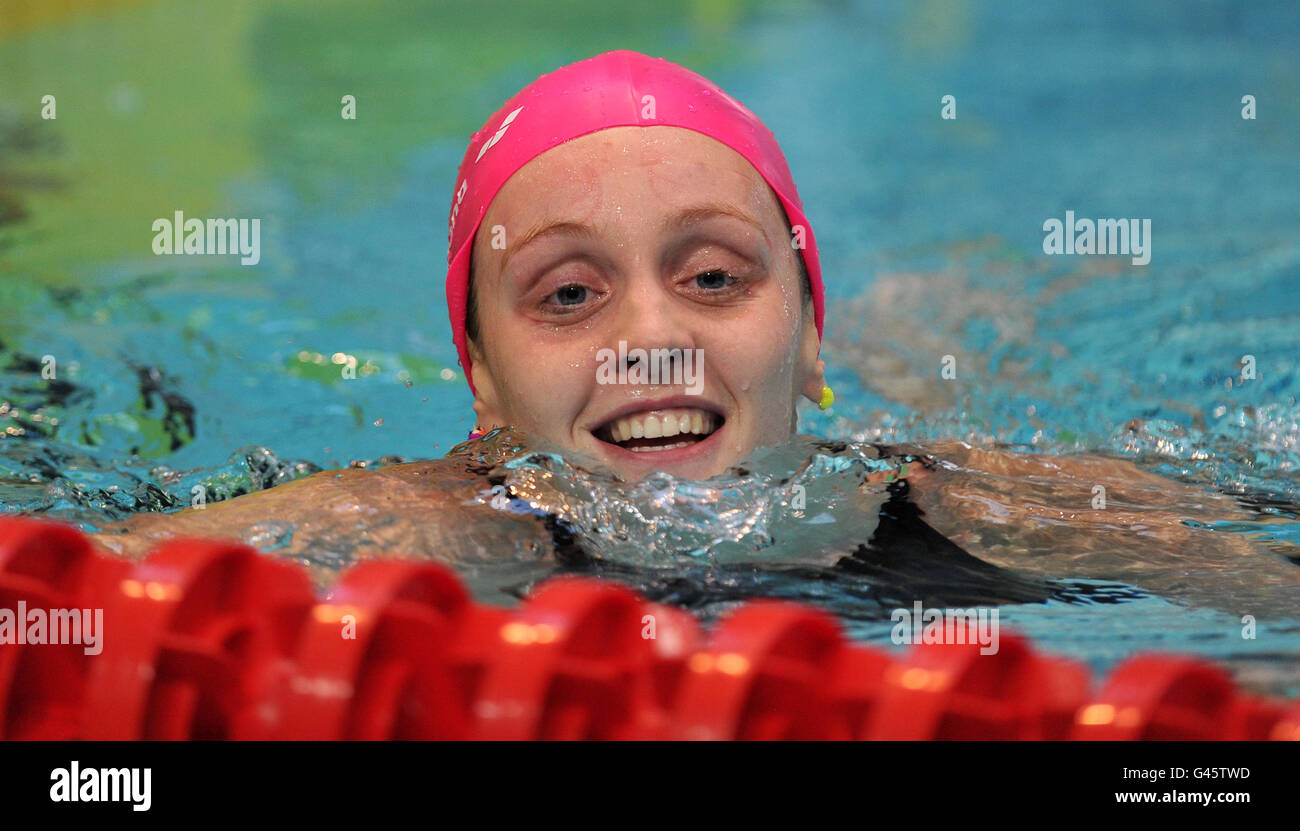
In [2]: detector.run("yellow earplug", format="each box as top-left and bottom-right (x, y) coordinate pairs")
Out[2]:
(818, 384), (835, 410)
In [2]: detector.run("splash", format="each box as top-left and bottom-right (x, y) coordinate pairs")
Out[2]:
(464, 433), (906, 569)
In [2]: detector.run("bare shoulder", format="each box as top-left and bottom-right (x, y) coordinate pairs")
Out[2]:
(91, 455), (533, 562)
(890, 439), (1259, 563)
(907, 440), (1245, 504)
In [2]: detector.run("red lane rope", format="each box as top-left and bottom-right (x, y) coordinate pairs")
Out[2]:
(0, 516), (1295, 741)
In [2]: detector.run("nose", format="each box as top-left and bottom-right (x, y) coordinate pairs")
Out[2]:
(612, 274), (698, 365)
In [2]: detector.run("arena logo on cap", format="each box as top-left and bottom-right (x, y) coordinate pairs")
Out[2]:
(475, 105), (524, 163)
(449, 106), (525, 248)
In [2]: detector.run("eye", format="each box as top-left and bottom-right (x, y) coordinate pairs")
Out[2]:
(547, 284), (589, 306)
(694, 269), (735, 290)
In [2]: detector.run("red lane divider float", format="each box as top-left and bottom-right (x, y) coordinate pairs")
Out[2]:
(1071, 656), (1242, 740)
(0, 518), (129, 739)
(1272, 703), (1300, 741)
(83, 539), (314, 740)
(270, 561), (470, 740)
(473, 578), (654, 740)
(0, 517), (1294, 741)
(866, 629), (1091, 740)
(672, 603), (848, 739)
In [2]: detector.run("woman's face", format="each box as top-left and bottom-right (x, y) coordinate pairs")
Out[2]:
(467, 125), (825, 481)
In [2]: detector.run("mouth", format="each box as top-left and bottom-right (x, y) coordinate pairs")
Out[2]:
(593, 406), (725, 454)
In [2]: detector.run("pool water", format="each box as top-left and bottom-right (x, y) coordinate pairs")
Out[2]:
(1, 0), (1298, 695)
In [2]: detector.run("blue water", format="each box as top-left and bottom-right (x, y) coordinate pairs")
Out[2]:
(1, 0), (1297, 695)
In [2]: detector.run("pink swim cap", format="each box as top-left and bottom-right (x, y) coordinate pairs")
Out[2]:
(445, 49), (823, 397)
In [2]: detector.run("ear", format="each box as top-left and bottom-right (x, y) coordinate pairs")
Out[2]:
(798, 305), (826, 406)
(801, 357), (827, 406)
(467, 337), (508, 428)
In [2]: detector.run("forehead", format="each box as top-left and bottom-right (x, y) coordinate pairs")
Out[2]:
(479, 125), (784, 233)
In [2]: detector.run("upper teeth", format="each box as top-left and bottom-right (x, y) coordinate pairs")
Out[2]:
(604, 408), (719, 444)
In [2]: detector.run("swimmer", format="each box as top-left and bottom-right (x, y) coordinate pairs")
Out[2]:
(95, 52), (1287, 615)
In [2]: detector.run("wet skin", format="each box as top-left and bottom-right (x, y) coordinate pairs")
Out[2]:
(462, 126), (826, 482)
(92, 437), (1298, 619)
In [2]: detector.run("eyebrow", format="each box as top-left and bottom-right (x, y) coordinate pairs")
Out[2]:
(499, 202), (766, 277)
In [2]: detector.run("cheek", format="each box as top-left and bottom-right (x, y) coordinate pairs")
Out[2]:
(490, 333), (595, 428)
(703, 308), (802, 392)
